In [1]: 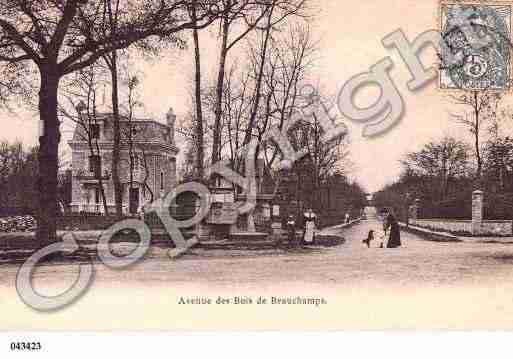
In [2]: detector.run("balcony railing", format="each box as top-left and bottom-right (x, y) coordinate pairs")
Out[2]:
(75, 169), (110, 181)
(79, 204), (105, 214)
(78, 204), (132, 215)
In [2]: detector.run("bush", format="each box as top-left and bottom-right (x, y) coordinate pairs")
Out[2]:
(484, 193), (513, 220)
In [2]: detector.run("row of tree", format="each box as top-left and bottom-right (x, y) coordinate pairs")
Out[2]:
(178, 1), (366, 217)
(0, 0), (313, 243)
(0, 0), (239, 243)
(0, 141), (72, 216)
(374, 122), (513, 220)
(0, 142), (39, 215)
(180, 1), (318, 178)
(0, 1), (365, 243)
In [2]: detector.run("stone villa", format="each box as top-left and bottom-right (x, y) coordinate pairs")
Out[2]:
(68, 108), (178, 215)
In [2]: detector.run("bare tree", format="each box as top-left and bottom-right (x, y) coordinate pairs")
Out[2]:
(211, 0), (269, 167)
(210, 0), (308, 168)
(120, 71), (153, 208)
(102, 0), (124, 218)
(483, 136), (513, 192)
(401, 136), (470, 201)
(259, 23), (318, 169)
(60, 65), (109, 214)
(214, 21), (317, 167)
(286, 97), (349, 211)
(449, 90), (502, 181)
(0, 1), (222, 243)
(190, 0), (205, 180)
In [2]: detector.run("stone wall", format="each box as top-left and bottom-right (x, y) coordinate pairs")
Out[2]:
(480, 220), (513, 236)
(411, 219), (472, 233)
(411, 219), (513, 236)
(400, 222), (461, 242)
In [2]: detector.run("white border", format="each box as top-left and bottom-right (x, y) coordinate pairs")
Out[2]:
(1, 332), (512, 359)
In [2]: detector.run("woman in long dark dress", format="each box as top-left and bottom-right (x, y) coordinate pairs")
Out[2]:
(384, 209), (401, 248)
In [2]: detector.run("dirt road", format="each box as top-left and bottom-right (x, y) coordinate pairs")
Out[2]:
(2, 220), (513, 330)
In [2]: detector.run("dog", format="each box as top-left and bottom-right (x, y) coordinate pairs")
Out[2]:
(362, 230), (374, 248)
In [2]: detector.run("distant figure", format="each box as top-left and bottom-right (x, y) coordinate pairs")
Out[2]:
(302, 208), (317, 244)
(286, 214), (296, 244)
(383, 208), (401, 248)
(362, 230), (374, 248)
(345, 213), (350, 224)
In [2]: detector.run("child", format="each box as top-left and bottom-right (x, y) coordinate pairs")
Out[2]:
(379, 230), (388, 248)
(362, 230), (374, 248)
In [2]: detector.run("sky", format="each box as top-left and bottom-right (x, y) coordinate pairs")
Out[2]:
(2, 0), (511, 193)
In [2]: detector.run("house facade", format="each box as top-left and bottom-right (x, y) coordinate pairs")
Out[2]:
(68, 108), (179, 215)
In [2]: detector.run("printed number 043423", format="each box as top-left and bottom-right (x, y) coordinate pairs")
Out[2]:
(10, 342), (42, 351)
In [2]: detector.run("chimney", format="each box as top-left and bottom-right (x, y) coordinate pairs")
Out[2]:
(166, 107), (176, 144)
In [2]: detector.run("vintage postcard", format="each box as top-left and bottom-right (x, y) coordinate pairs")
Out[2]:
(2, 0), (513, 344)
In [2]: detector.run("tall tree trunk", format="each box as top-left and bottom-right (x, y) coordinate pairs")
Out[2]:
(192, 3), (205, 180)
(37, 68), (61, 244)
(243, 6), (274, 146)
(211, 14), (229, 168)
(110, 50), (123, 217)
(129, 134), (134, 190)
(106, 0), (123, 217)
(500, 159), (505, 191)
(91, 136), (109, 215)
